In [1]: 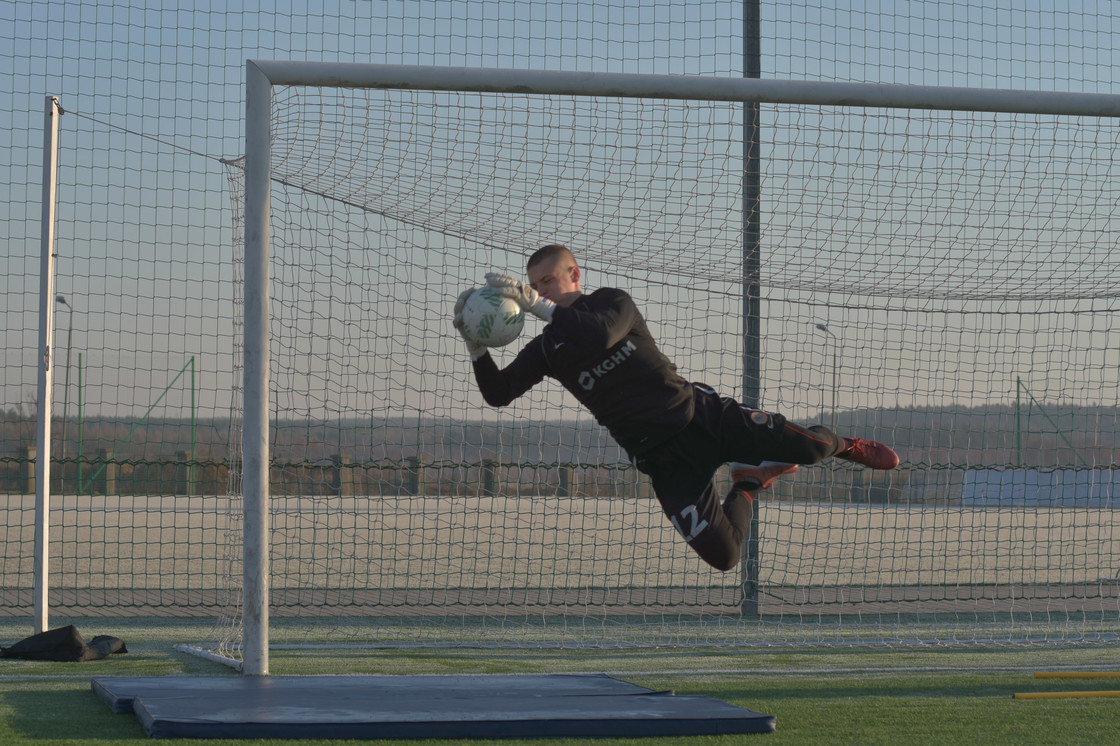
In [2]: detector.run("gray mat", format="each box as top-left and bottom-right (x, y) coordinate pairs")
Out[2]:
(92, 674), (775, 738)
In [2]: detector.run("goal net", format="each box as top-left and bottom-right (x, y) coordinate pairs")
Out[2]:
(201, 63), (1120, 668)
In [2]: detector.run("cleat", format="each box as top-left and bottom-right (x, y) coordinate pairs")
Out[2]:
(837, 437), (899, 470)
(729, 461), (799, 491)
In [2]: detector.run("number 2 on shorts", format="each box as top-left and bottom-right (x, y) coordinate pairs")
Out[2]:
(670, 505), (709, 542)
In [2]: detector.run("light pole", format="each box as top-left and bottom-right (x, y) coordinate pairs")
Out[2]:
(55, 295), (74, 461)
(814, 323), (838, 430)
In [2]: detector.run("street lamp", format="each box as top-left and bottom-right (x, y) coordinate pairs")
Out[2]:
(55, 295), (74, 460)
(814, 323), (838, 430)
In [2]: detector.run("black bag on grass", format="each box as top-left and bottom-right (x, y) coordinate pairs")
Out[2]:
(0, 625), (126, 662)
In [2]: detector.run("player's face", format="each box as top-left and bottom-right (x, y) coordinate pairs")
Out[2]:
(528, 256), (581, 306)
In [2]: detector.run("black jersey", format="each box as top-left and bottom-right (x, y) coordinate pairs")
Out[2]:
(471, 287), (694, 455)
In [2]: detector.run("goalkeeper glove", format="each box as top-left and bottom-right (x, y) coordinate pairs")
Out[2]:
(452, 287), (488, 361)
(485, 272), (556, 322)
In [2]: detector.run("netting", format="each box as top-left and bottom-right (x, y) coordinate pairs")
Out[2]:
(206, 82), (1120, 658)
(5, 1), (1120, 666)
(0, 99), (241, 618)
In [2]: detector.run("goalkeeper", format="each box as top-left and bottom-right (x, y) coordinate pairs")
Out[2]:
(454, 244), (898, 572)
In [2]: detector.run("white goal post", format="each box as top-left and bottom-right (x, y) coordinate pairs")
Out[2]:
(34, 95), (63, 635)
(237, 61), (1120, 675)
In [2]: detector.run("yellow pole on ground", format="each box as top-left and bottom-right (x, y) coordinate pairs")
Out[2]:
(1033, 671), (1120, 679)
(1015, 690), (1120, 699)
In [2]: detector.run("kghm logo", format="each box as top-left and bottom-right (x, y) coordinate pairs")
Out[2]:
(578, 340), (637, 390)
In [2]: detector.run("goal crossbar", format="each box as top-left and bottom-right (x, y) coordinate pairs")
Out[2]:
(249, 60), (1120, 116)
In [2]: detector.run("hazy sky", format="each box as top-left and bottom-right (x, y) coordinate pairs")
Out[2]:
(4, 1), (1120, 432)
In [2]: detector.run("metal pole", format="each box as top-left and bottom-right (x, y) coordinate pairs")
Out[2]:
(35, 95), (62, 634)
(190, 356), (196, 493)
(831, 344), (838, 431)
(251, 60), (1120, 117)
(1016, 376), (1022, 467)
(77, 352), (83, 490)
(741, 0), (762, 618)
(56, 296), (73, 462)
(815, 324), (839, 431)
(242, 60), (273, 675)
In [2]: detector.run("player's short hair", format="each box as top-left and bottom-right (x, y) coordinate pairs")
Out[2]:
(527, 243), (576, 272)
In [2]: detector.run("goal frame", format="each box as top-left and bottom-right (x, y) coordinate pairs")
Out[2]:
(241, 60), (1120, 675)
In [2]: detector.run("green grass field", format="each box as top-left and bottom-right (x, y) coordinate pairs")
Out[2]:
(1, 617), (1117, 745)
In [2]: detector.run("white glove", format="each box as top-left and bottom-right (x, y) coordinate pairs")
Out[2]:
(485, 272), (556, 322)
(452, 287), (488, 361)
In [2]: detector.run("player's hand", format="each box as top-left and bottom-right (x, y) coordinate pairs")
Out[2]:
(453, 288), (488, 361)
(485, 272), (556, 322)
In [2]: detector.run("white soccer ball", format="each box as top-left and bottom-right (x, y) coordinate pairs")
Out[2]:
(460, 286), (525, 348)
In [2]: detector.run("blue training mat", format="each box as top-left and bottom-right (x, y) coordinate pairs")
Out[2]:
(92, 673), (776, 738)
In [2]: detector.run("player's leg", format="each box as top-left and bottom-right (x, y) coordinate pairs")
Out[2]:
(648, 469), (747, 572)
(834, 435), (900, 469)
(686, 384), (840, 466)
(723, 460), (800, 554)
(703, 386), (898, 469)
(646, 460), (799, 571)
(746, 415), (899, 469)
(634, 426), (754, 572)
(730, 460), (801, 492)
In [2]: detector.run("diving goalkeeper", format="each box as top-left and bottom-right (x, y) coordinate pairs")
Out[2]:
(454, 244), (898, 571)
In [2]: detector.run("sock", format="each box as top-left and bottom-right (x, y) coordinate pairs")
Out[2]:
(723, 488), (754, 534)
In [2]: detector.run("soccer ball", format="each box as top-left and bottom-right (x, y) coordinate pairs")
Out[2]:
(460, 287), (525, 348)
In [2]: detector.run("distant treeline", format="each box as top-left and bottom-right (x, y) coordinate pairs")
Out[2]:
(2, 404), (1118, 499)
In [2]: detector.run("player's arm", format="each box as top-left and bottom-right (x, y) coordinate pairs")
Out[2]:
(472, 340), (547, 407)
(453, 286), (546, 406)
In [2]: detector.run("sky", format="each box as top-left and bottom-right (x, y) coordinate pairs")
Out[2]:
(3, 0), (1120, 441)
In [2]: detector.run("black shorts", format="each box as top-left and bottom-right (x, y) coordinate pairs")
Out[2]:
(632, 385), (843, 570)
